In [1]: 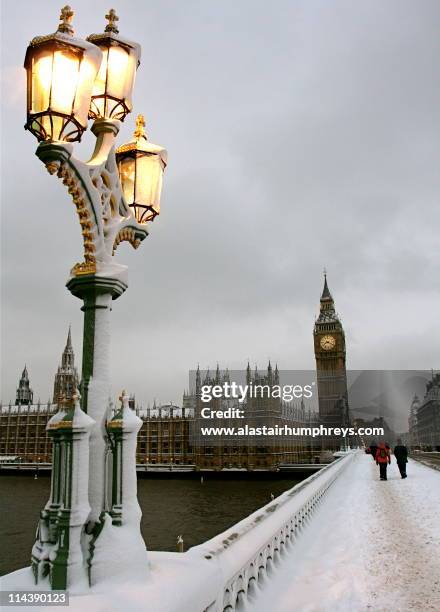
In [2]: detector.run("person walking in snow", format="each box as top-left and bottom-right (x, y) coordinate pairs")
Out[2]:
(393, 438), (408, 479)
(375, 442), (391, 480)
(369, 440), (378, 461)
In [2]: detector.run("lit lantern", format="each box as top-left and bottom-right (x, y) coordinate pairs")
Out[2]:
(24, 6), (102, 142)
(116, 115), (167, 223)
(87, 10), (141, 121)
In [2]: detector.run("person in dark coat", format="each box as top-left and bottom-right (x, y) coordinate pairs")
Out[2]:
(369, 441), (378, 461)
(393, 438), (408, 478)
(375, 442), (391, 480)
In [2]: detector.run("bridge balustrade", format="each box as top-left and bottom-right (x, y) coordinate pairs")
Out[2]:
(146, 451), (355, 612)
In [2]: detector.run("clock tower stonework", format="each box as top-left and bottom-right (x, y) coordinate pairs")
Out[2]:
(313, 274), (350, 439)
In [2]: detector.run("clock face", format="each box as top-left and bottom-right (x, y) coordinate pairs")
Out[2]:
(320, 335), (336, 351)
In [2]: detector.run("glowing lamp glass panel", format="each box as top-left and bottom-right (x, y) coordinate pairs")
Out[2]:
(74, 54), (101, 122)
(136, 154), (164, 219)
(107, 46), (132, 99)
(119, 157), (135, 204)
(32, 54), (52, 111)
(90, 48), (108, 118)
(51, 51), (80, 113)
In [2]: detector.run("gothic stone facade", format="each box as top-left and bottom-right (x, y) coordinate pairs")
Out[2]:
(0, 329), (79, 462)
(2, 364), (317, 468)
(185, 364), (317, 470)
(0, 403), (56, 462)
(136, 403), (195, 467)
(313, 275), (350, 447)
(414, 373), (440, 449)
(52, 326), (79, 405)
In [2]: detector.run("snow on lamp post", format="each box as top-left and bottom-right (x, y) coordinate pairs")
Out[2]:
(25, 6), (167, 591)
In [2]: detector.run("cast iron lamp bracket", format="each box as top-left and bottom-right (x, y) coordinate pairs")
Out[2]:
(35, 117), (148, 278)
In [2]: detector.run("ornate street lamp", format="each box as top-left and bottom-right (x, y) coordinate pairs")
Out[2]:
(116, 114), (168, 224)
(87, 9), (141, 121)
(24, 6), (102, 142)
(24, 6), (167, 592)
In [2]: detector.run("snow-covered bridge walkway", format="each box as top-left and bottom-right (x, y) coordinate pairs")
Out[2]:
(250, 453), (440, 612)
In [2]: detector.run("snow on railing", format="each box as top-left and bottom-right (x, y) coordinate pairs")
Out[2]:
(146, 451), (355, 612)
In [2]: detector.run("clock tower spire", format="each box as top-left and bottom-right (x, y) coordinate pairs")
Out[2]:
(314, 272), (350, 446)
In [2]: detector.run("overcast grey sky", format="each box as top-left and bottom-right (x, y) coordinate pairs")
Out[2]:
(1, 0), (439, 407)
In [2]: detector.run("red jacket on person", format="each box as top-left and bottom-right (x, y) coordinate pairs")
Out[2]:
(375, 445), (391, 464)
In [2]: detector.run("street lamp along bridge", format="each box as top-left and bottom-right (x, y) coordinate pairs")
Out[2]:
(23, 6), (167, 590)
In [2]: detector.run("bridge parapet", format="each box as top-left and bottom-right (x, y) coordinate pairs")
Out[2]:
(145, 451), (356, 612)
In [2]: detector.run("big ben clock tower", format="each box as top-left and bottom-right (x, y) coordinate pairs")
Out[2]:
(314, 273), (350, 439)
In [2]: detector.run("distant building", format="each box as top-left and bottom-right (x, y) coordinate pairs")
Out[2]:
(354, 416), (396, 448)
(408, 394), (420, 447)
(415, 373), (440, 450)
(16, 365), (33, 406)
(6, 279), (351, 469)
(0, 402), (56, 463)
(2, 356), (320, 468)
(135, 402), (195, 467)
(0, 329), (78, 463)
(313, 274), (350, 448)
(187, 363), (316, 470)
(52, 326), (79, 405)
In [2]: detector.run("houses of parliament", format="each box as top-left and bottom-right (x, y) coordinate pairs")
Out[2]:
(1, 276), (358, 468)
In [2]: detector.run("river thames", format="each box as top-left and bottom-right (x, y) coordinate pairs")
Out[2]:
(0, 474), (300, 576)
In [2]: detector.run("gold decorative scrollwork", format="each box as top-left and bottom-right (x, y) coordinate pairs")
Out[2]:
(112, 226), (141, 254)
(47, 161), (97, 273)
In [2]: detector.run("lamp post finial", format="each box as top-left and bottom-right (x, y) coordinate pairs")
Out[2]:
(58, 5), (74, 35)
(134, 114), (147, 141)
(105, 8), (119, 34)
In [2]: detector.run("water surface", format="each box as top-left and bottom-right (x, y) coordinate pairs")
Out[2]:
(0, 474), (300, 576)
